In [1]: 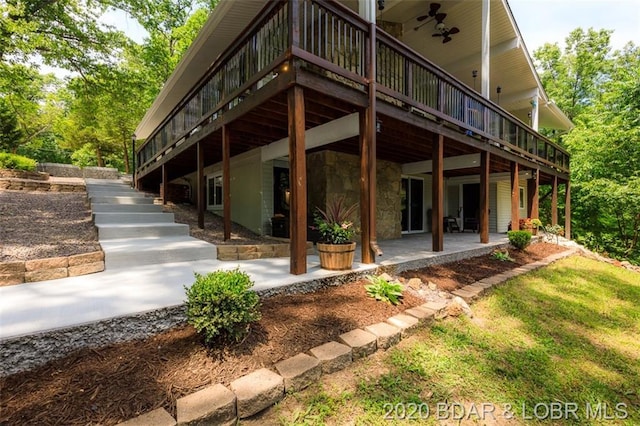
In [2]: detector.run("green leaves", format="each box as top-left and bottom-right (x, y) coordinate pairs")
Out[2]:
(364, 275), (403, 305)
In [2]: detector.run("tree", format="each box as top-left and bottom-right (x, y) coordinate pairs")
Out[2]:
(536, 32), (640, 263)
(0, 97), (23, 152)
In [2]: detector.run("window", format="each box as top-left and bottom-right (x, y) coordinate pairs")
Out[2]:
(208, 175), (223, 207)
(519, 186), (525, 209)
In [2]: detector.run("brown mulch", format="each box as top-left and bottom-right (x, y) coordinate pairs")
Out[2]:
(400, 242), (568, 291)
(0, 242), (568, 426)
(162, 201), (281, 245)
(0, 190), (100, 262)
(0, 281), (424, 426)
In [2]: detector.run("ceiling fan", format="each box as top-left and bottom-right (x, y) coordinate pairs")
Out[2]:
(433, 25), (460, 44)
(414, 3), (446, 30)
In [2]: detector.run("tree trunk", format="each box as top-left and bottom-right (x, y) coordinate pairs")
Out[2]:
(96, 146), (104, 167)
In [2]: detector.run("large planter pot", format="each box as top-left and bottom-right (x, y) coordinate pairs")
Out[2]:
(317, 242), (356, 270)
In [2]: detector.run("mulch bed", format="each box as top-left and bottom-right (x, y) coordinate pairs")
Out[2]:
(400, 242), (567, 291)
(0, 242), (567, 426)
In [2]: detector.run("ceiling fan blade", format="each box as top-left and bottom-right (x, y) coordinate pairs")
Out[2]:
(435, 13), (447, 23)
(443, 36), (452, 44)
(417, 14), (429, 21)
(432, 33), (443, 37)
(429, 2), (441, 16)
(449, 27), (460, 35)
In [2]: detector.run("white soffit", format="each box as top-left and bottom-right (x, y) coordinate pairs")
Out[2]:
(135, 0), (267, 139)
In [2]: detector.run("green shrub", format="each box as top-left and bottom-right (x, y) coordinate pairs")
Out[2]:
(0, 153), (36, 171)
(508, 230), (532, 250)
(491, 249), (514, 262)
(185, 268), (261, 345)
(364, 275), (403, 305)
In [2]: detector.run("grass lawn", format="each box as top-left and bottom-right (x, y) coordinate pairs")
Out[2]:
(262, 256), (639, 425)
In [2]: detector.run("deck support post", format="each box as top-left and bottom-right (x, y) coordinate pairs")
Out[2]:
(222, 125), (231, 241)
(510, 161), (519, 231)
(564, 179), (571, 238)
(432, 134), (444, 252)
(551, 175), (558, 226)
(161, 163), (168, 205)
(197, 141), (205, 229)
(288, 85), (307, 275)
(479, 150), (490, 243)
(359, 21), (378, 264)
(527, 169), (539, 219)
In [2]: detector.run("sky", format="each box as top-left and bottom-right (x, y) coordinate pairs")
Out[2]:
(41, 0), (640, 78)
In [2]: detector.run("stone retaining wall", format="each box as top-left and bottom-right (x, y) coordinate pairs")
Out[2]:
(37, 163), (119, 179)
(0, 251), (105, 287)
(217, 241), (315, 261)
(0, 169), (48, 180)
(0, 178), (85, 192)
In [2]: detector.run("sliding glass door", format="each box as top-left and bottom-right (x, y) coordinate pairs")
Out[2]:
(401, 177), (424, 233)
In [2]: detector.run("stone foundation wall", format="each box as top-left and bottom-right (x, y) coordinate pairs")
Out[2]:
(0, 178), (85, 192)
(217, 242), (315, 261)
(37, 163), (119, 179)
(307, 150), (402, 241)
(0, 251), (105, 287)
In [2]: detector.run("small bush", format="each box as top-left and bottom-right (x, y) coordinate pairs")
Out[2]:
(185, 268), (261, 345)
(0, 153), (36, 171)
(508, 230), (532, 250)
(364, 275), (403, 305)
(491, 249), (514, 262)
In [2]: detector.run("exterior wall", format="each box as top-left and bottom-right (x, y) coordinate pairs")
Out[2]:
(307, 150), (402, 241)
(489, 182), (498, 233)
(261, 160), (275, 236)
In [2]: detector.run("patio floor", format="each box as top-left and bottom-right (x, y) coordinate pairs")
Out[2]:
(0, 232), (508, 341)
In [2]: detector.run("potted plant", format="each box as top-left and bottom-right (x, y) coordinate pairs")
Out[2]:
(530, 218), (543, 235)
(314, 197), (358, 270)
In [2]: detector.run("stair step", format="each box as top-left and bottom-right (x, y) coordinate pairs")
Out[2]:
(90, 196), (155, 205)
(97, 223), (189, 239)
(92, 204), (163, 213)
(101, 236), (217, 269)
(93, 212), (175, 224)
(89, 191), (149, 199)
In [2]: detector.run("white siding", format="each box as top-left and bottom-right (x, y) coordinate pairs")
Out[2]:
(261, 160), (274, 235)
(496, 181), (511, 232)
(490, 182), (498, 233)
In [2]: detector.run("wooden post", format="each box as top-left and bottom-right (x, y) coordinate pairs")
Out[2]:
(222, 125), (231, 241)
(161, 163), (168, 205)
(432, 134), (444, 252)
(197, 141), (205, 229)
(288, 85), (307, 275)
(479, 150), (490, 243)
(510, 161), (519, 231)
(551, 175), (558, 226)
(359, 110), (373, 263)
(564, 179), (571, 238)
(527, 169), (539, 219)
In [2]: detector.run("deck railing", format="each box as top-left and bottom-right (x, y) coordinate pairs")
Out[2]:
(137, 0), (569, 175)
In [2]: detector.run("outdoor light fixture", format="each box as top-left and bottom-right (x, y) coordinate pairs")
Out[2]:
(378, 0), (385, 11)
(472, 69), (478, 91)
(376, 117), (382, 133)
(496, 86), (502, 105)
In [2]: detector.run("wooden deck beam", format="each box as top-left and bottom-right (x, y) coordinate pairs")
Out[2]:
(288, 85), (307, 275)
(479, 150), (490, 243)
(432, 134), (444, 252)
(510, 161), (520, 231)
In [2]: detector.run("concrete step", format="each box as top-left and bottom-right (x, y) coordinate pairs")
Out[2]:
(87, 188), (138, 195)
(93, 212), (175, 224)
(97, 223), (189, 239)
(101, 236), (217, 269)
(91, 204), (163, 213)
(89, 191), (149, 199)
(90, 196), (155, 205)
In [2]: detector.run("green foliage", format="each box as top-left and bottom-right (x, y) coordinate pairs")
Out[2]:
(314, 197), (358, 244)
(17, 136), (72, 164)
(508, 230), (532, 250)
(491, 249), (514, 262)
(184, 269), (261, 345)
(0, 152), (36, 171)
(0, 97), (23, 152)
(364, 275), (403, 305)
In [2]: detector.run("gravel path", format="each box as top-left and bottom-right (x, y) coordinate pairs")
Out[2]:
(0, 190), (101, 262)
